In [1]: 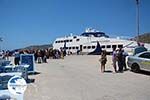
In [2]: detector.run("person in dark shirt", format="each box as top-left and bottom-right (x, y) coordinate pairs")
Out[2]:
(14, 50), (20, 65)
(133, 42), (147, 55)
(117, 47), (123, 72)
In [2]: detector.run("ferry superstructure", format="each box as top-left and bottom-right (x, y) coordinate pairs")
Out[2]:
(53, 28), (150, 55)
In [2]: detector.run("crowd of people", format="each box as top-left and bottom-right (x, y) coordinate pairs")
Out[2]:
(0, 48), (73, 65)
(99, 42), (148, 73)
(112, 47), (128, 73)
(1, 42), (148, 72)
(13, 48), (67, 65)
(0, 48), (77, 65)
(99, 47), (128, 73)
(0, 50), (10, 60)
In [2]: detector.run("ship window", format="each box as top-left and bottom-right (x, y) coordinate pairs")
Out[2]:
(76, 39), (80, 41)
(70, 40), (72, 42)
(66, 47), (68, 49)
(60, 40), (63, 43)
(101, 45), (105, 48)
(83, 46), (86, 49)
(106, 45), (111, 48)
(69, 47), (71, 49)
(118, 45), (123, 48)
(92, 46), (95, 49)
(87, 46), (91, 49)
(55, 41), (58, 43)
(139, 53), (150, 59)
(66, 40), (69, 42)
(64, 40), (67, 42)
(72, 47), (75, 49)
(112, 45), (117, 49)
(73, 36), (77, 39)
(76, 47), (79, 49)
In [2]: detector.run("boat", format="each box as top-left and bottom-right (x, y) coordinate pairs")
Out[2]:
(53, 28), (150, 55)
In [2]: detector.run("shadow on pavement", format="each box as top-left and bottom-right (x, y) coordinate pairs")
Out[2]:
(27, 78), (35, 84)
(28, 72), (41, 75)
(138, 70), (150, 76)
(104, 70), (113, 73)
(124, 68), (130, 71)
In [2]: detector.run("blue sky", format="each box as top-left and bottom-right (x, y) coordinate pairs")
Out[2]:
(0, 0), (150, 50)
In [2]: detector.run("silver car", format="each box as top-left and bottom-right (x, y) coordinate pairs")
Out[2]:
(127, 51), (150, 72)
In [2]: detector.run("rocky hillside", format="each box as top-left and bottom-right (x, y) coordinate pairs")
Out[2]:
(134, 33), (150, 43)
(23, 44), (53, 50)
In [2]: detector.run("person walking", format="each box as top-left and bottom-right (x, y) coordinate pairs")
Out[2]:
(60, 49), (64, 59)
(5, 50), (9, 60)
(99, 50), (107, 73)
(37, 50), (42, 63)
(43, 50), (48, 63)
(112, 47), (117, 73)
(14, 50), (20, 65)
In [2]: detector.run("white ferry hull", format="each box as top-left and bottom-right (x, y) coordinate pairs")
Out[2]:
(52, 28), (150, 55)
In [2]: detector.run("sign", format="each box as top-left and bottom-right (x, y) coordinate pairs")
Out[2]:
(8, 75), (27, 95)
(0, 74), (24, 100)
(20, 54), (35, 73)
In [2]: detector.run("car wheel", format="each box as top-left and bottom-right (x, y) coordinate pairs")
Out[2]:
(131, 63), (140, 73)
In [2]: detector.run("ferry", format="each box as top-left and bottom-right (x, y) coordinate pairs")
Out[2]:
(53, 28), (150, 55)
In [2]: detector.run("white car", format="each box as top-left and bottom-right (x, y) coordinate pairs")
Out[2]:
(127, 51), (150, 72)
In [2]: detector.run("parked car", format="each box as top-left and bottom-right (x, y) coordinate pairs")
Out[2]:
(127, 51), (150, 72)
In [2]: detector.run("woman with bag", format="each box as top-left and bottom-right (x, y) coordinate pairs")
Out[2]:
(99, 50), (107, 73)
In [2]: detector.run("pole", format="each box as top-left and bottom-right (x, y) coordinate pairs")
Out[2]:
(0, 37), (3, 52)
(136, 0), (140, 42)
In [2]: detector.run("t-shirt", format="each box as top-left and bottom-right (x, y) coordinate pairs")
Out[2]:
(14, 52), (20, 58)
(112, 51), (117, 61)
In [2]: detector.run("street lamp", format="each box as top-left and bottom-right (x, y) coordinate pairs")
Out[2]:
(136, 0), (140, 42)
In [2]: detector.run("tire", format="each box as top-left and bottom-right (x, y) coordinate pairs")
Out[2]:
(131, 63), (140, 73)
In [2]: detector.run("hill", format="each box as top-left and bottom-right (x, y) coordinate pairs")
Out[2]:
(23, 44), (53, 50)
(134, 33), (150, 43)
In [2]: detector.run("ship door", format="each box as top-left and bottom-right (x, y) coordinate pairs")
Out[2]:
(80, 45), (83, 51)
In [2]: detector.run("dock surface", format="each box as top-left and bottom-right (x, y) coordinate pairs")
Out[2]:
(24, 55), (150, 100)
